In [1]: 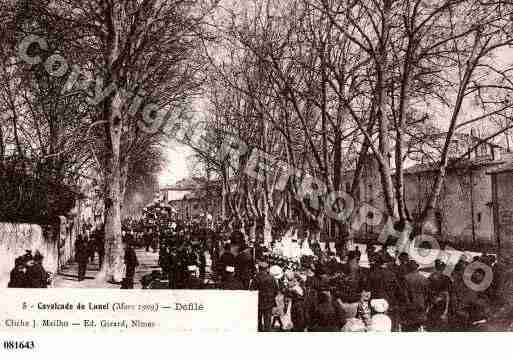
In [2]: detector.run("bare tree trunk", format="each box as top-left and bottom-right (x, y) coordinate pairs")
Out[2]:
(376, 0), (396, 218)
(421, 30), (483, 232)
(263, 183), (273, 245)
(11, 111), (22, 157)
(221, 185), (228, 221)
(0, 123), (4, 159)
(99, 119), (124, 283)
(395, 46), (412, 226)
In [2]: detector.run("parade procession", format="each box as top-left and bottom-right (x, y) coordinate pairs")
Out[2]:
(7, 194), (494, 333)
(2, 0), (513, 337)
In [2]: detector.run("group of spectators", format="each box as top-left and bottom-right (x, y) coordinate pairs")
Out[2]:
(6, 213), (498, 332)
(74, 225), (106, 281)
(7, 250), (51, 288)
(137, 219), (498, 332)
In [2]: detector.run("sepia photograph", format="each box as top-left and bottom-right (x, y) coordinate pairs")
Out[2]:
(1, 0), (513, 335)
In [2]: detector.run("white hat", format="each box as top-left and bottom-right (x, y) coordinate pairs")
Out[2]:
(269, 265), (283, 280)
(187, 265), (198, 272)
(225, 266), (235, 273)
(370, 299), (389, 313)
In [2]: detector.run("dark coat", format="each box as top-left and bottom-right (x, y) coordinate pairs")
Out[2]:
(251, 271), (278, 310)
(124, 247), (139, 272)
(26, 263), (48, 288)
(184, 276), (204, 290)
(75, 239), (89, 263)
(220, 276), (245, 290)
(337, 267), (369, 303)
(123, 233), (135, 245)
(217, 251), (235, 277)
(285, 287), (308, 331)
(8, 267), (28, 288)
(235, 249), (254, 287)
(368, 266), (404, 308)
(310, 293), (342, 331)
(93, 229), (105, 254)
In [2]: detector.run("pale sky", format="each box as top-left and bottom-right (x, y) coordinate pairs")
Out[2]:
(158, 144), (193, 188)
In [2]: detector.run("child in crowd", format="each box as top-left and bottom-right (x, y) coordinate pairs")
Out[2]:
(356, 288), (372, 327)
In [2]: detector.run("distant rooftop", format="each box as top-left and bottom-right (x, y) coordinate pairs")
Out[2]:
(160, 177), (223, 194)
(487, 162), (513, 175)
(404, 157), (505, 175)
(160, 177), (208, 191)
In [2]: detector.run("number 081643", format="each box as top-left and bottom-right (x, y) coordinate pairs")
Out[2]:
(3, 341), (35, 350)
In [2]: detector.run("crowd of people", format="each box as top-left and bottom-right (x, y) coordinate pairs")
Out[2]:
(7, 250), (52, 288)
(7, 212), (499, 332)
(131, 218), (498, 332)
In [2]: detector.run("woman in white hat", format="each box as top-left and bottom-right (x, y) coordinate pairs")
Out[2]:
(270, 265), (284, 281)
(369, 299), (392, 332)
(269, 265), (285, 330)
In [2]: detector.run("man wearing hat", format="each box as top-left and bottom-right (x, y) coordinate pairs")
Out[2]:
(217, 243), (235, 282)
(75, 234), (90, 281)
(335, 250), (369, 318)
(219, 266), (244, 290)
(232, 231), (254, 289)
(8, 256), (29, 288)
(26, 251), (48, 288)
(403, 260), (428, 331)
(426, 259), (451, 331)
(22, 250), (33, 263)
(250, 261), (278, 331)
(144, 228), (154, 252)
(309, 279), (343, 331)
(124, 242), (139, 288)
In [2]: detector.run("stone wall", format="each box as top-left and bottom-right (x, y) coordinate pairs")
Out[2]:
(404, 165), (497, 246)
(495, 171), (513, 246)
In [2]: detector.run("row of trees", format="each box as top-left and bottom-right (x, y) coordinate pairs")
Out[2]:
(187, 0), (513, 246)
(1, 0), (217, 282)
(1, 0), (512, 283)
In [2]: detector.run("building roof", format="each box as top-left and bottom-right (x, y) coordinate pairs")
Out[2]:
(160, 177), (207, 191)
(487, 162), (513, 175)
(404, 157), (505, 175)
(417, 129), (506, 148)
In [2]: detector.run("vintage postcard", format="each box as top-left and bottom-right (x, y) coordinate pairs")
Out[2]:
(1, 0), (513, 350)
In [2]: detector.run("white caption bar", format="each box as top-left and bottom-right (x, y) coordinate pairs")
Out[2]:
(0, 289), (257, 333)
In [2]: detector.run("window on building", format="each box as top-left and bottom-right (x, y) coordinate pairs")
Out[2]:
(476, 144), (489, 158)
(477, 212), (482, 223)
